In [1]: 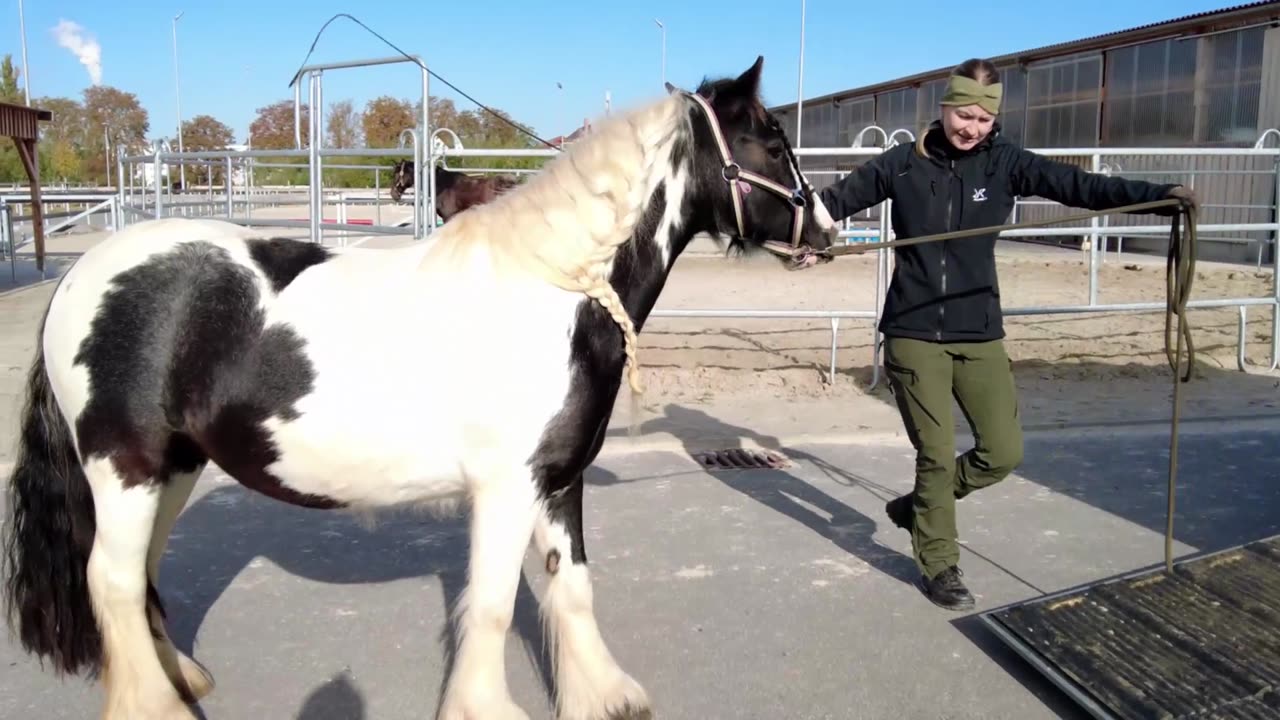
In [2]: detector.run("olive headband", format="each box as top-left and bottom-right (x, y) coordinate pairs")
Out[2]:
(940, 75), (1002, 115)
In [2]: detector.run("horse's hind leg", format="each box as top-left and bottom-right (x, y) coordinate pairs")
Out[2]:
(437, 467), (539, 720)
(145, 466), (216, 703)
(534, 477), (650, 720)
(84, 457), (195, 719)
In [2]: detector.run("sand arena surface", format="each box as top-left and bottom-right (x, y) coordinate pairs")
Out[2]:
(633, 244), (1280, 430)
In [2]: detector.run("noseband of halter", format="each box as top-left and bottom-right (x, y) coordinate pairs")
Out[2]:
(685, 92), (811, 261)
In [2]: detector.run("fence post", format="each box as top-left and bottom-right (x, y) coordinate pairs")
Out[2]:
(1089, 153), (1101, 306)
(308, 70), (324, 244)
(1272, 157), (1279, 370)
(116, 147), (126, 223)
(1, 202), (14, 283)
(225, 156), (233, 218)
(153, 147), (165, 219)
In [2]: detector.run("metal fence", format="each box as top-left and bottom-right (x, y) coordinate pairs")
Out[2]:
(10, 101), (1280, 388)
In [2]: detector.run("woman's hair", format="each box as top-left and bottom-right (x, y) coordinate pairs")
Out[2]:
(916, 58), (1001, 157)
(954, 58), (1000, 86)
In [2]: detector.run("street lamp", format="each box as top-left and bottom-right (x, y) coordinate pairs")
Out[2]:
(654, 19), (666, 87)
(172, 11), (186, 189)
(796, 0), (806, 147)
(18, 0), (30, 104)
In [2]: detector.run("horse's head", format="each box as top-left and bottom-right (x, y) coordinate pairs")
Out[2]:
(389, 160), (414, 203)
(683, 56), (838, 269)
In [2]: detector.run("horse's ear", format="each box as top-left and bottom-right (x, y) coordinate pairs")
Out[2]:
(730, 56), (764, 99)
(664, 81), (678, 95)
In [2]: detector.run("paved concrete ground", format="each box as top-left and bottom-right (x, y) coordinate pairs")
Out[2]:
(1, 215), (1277, 719)
(3, 420), (1277, 720)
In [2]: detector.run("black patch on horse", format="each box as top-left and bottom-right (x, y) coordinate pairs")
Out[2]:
(73, 241), (341, 508)
(528, 183), (673, 564)
(246, 237), (332, 293)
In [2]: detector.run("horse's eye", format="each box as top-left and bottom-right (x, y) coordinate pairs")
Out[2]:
(767, 144), (784, 160)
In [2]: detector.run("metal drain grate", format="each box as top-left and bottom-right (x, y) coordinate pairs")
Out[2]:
(693, 448), (792, 471)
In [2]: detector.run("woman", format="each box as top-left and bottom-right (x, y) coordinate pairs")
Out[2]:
(816, 58), (1196, 611)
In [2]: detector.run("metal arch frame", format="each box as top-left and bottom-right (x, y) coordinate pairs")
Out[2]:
(1255, 128), (1280, 149)
(431, 128), (465, 170)
(289, 54), (433, 243)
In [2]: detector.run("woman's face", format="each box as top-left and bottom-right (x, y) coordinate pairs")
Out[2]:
(941, 104), (996, 151)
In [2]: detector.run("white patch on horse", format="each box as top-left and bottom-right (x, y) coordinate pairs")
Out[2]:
(254, 246), (581, 511)
(533, 506), (649, 720)
(82, 458), (195, 718)
(652, 161), (690, 269)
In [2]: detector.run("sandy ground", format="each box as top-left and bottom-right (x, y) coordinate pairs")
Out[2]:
(628, 242), (1280, 435)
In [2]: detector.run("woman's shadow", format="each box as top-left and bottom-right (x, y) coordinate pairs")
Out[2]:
(156, 483), (555, 719)
(599, 403), (919, 585)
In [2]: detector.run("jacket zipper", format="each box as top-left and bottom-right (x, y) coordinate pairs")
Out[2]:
(938, 161), (953, 341)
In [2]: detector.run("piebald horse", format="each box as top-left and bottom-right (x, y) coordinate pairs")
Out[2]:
(1, 56), (837, 720)
(390, 160), (522, 222)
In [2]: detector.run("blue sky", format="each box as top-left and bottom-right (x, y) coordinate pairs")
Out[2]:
(4, 0), (1235, 144)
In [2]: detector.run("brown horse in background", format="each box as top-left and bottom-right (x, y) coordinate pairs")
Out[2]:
(389, 161), (522, 222)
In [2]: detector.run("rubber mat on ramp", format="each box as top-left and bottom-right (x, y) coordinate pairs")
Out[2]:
(979, 534), (1280, 720)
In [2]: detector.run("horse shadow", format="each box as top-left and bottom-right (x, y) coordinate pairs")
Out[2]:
(295, 670), (365, 720)
(598, 403), (919, 586)
(599, 404), (1095, 719)
(158, 483), (555, 717)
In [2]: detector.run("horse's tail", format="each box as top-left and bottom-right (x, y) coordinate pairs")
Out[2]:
(1, 311), (102, 677)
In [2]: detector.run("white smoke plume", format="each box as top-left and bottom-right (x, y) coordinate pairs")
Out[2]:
(52, 20), (102, 86)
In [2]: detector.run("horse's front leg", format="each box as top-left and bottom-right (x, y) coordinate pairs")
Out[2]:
(534, 476), (651, 720)
(437, 467), (539, 720)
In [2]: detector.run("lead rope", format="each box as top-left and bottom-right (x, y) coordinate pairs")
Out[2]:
(809, 197), (1196, 573)
(1165, 203), (1197, 572)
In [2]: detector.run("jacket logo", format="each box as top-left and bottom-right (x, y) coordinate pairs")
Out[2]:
(972, 188), (988, 202)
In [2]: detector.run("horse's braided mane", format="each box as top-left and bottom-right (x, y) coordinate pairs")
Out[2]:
(428, 92), (692, 400)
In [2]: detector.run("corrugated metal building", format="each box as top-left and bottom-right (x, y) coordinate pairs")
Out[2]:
(770, 2), (1280, 263)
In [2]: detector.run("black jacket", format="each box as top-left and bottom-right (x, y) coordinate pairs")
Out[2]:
(818, 124), (1179, 343)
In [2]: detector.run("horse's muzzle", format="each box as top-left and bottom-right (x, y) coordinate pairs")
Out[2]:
(763, 240), (832, 271)
(787, 244), (832, 271)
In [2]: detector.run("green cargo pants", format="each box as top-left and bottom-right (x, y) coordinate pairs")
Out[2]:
(882, 336), (1024, 579)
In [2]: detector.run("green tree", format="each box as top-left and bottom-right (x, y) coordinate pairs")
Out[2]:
(362, 96), (415, 149)
(0, 55), (24, 183)
(0, 54), (22, 103)
(49, 140), (81, 182)
(248, 99), (308, 185)
(34, 97), (88, 184)
(416, 95), (545, 172)
(83, 85), (150, 184)
(176, 114), (236, 186)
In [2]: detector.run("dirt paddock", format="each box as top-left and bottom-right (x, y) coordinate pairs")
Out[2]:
(633, 242), (1280, 430)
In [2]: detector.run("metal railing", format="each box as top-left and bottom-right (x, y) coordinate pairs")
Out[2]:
(27, 123), (1280, 387)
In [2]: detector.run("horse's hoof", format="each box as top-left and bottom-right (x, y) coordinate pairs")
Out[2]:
(177, 654), (215, 701)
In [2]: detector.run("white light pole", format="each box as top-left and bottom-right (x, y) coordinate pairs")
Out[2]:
(556, 82), (564, 147)
(654, 19), (666, 87)
(796, 0), (806, 147)
(18, 0), (30, 104)
(172, 11), (186, 189)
